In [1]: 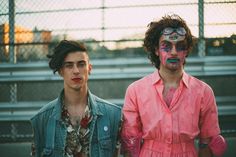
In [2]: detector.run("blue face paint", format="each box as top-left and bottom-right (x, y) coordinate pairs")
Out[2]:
(158, 38), (187, 67)
(166, 58), (180, 63)
(160, 41), (188, 53)
(160, 43), (171, 52)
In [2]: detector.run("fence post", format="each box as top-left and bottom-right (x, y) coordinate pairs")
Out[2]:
(101, 0), (105, 47)
(9, 0), (17, 103)
(198, 0), (206, 57)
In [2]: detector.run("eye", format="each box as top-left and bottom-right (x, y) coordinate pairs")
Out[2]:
(160, 42), (172, 52)
(63, 63), (74, 68)
(176, 43), (187, 51)
(77, 62), (86, 68)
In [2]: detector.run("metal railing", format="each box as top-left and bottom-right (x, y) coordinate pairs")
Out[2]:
(1, 56), (236, 83)
(0, 55), (236, 119)
(0, 96), (236, 121)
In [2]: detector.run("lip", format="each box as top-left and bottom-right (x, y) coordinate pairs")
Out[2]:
(71, 77), (82, 82)
(167, 58), (180, 63)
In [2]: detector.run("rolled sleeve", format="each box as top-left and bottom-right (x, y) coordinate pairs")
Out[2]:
(121, 85), (142, 156)
(199, 86), (220, 138)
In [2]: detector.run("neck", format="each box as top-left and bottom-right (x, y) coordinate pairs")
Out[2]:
(64, 86), (88, 107)
(159, 67), (183, 86)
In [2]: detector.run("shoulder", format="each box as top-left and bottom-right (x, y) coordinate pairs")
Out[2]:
(124, 73), (154, 100)
(191, 75), (212, 88)
(127, 73), (153, 91)
(31, 98), (58, 121)
(93, 94), (122, 111)
(187, 74), (214, 95)
(90, 94), (122, 122)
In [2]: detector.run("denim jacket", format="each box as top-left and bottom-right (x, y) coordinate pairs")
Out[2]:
(30, 90), (122, 157)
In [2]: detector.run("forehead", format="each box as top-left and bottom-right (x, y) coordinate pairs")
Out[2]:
(159, 35), (186, 45)
(64, 51), (89, 62)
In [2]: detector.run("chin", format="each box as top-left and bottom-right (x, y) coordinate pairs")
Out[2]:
(71, 84), (81, 90)
(168, 65), (182, 71)
(74, 87), (82, 91)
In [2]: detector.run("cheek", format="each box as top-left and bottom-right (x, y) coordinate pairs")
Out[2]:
(178, 51), (187, 60)
(59, 69), (65, 78)
(159, 50), (170, 63)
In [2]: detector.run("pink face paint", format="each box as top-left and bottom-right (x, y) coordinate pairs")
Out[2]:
(158, 37), (187, 67)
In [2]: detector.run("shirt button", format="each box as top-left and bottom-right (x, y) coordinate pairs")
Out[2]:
(166, 138), (171, 143)
(129, 139), (134, 144)
(104, 126), (108, 131)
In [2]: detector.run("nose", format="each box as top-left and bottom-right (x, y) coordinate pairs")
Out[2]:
(72, 64), (80, 73)
(170, 45), (178, 56)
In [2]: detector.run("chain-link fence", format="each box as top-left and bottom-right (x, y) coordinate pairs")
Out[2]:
(0, 0), (236, 63)
(0, 0), (236, 103)
(1, 2), (236, 154)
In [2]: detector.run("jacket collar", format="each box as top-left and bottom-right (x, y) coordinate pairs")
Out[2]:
(88, 91), (104, 116)
(51, 89), (103, 121)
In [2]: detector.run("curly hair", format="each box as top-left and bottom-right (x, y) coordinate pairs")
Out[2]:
(47, 40), (88, 73)
(143, 14), (194, 69)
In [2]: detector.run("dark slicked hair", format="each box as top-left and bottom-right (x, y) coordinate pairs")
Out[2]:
(47, 40), (88, 73)
(143, 14), (194, 69)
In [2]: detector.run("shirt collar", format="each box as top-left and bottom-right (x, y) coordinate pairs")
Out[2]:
(151, 69), (189, 88)
(182, 71), (189, 88)
(88, 90), (103, 116)
(151, 70), (162, 85)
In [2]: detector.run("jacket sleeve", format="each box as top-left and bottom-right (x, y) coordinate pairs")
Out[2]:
(30, 116), (42, 157)
(121, 84), (142, 156)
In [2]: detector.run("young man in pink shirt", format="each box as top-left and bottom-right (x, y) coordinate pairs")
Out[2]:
(121, 14), (227, 157)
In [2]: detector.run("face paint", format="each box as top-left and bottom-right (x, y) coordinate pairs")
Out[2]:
(158, 39), (187, 67)
(159, 48), (186, 67)
(166, 58), (180, 64)
(158, 27), (188, 68)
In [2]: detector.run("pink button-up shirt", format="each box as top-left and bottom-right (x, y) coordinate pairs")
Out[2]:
(121, 70), (220, 157)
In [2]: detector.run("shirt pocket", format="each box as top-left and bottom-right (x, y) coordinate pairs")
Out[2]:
(179, 104), (199, 140)
(179, 108), (193, 131)
(41, 147), (64, 157)
(41, 148), (52, 157)
(99, 137), (112, 157)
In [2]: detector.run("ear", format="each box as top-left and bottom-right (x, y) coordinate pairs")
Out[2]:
(88, 64), (92, 75)
(58, 69), (63, 77)
(155, 48), (159, 56)
(184, 50), (188, 57)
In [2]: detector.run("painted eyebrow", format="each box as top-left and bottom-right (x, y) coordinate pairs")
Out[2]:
(63, 60), (86, 64)
(160, 40), (171, 46)
(161, 40), (171, 44)
(161, 40), (187, 45)
(176, 41), (188, 47)
(176, 40), (187, 44)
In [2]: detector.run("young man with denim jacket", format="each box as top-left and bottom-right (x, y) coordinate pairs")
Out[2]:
(31, 40), (122, 157)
